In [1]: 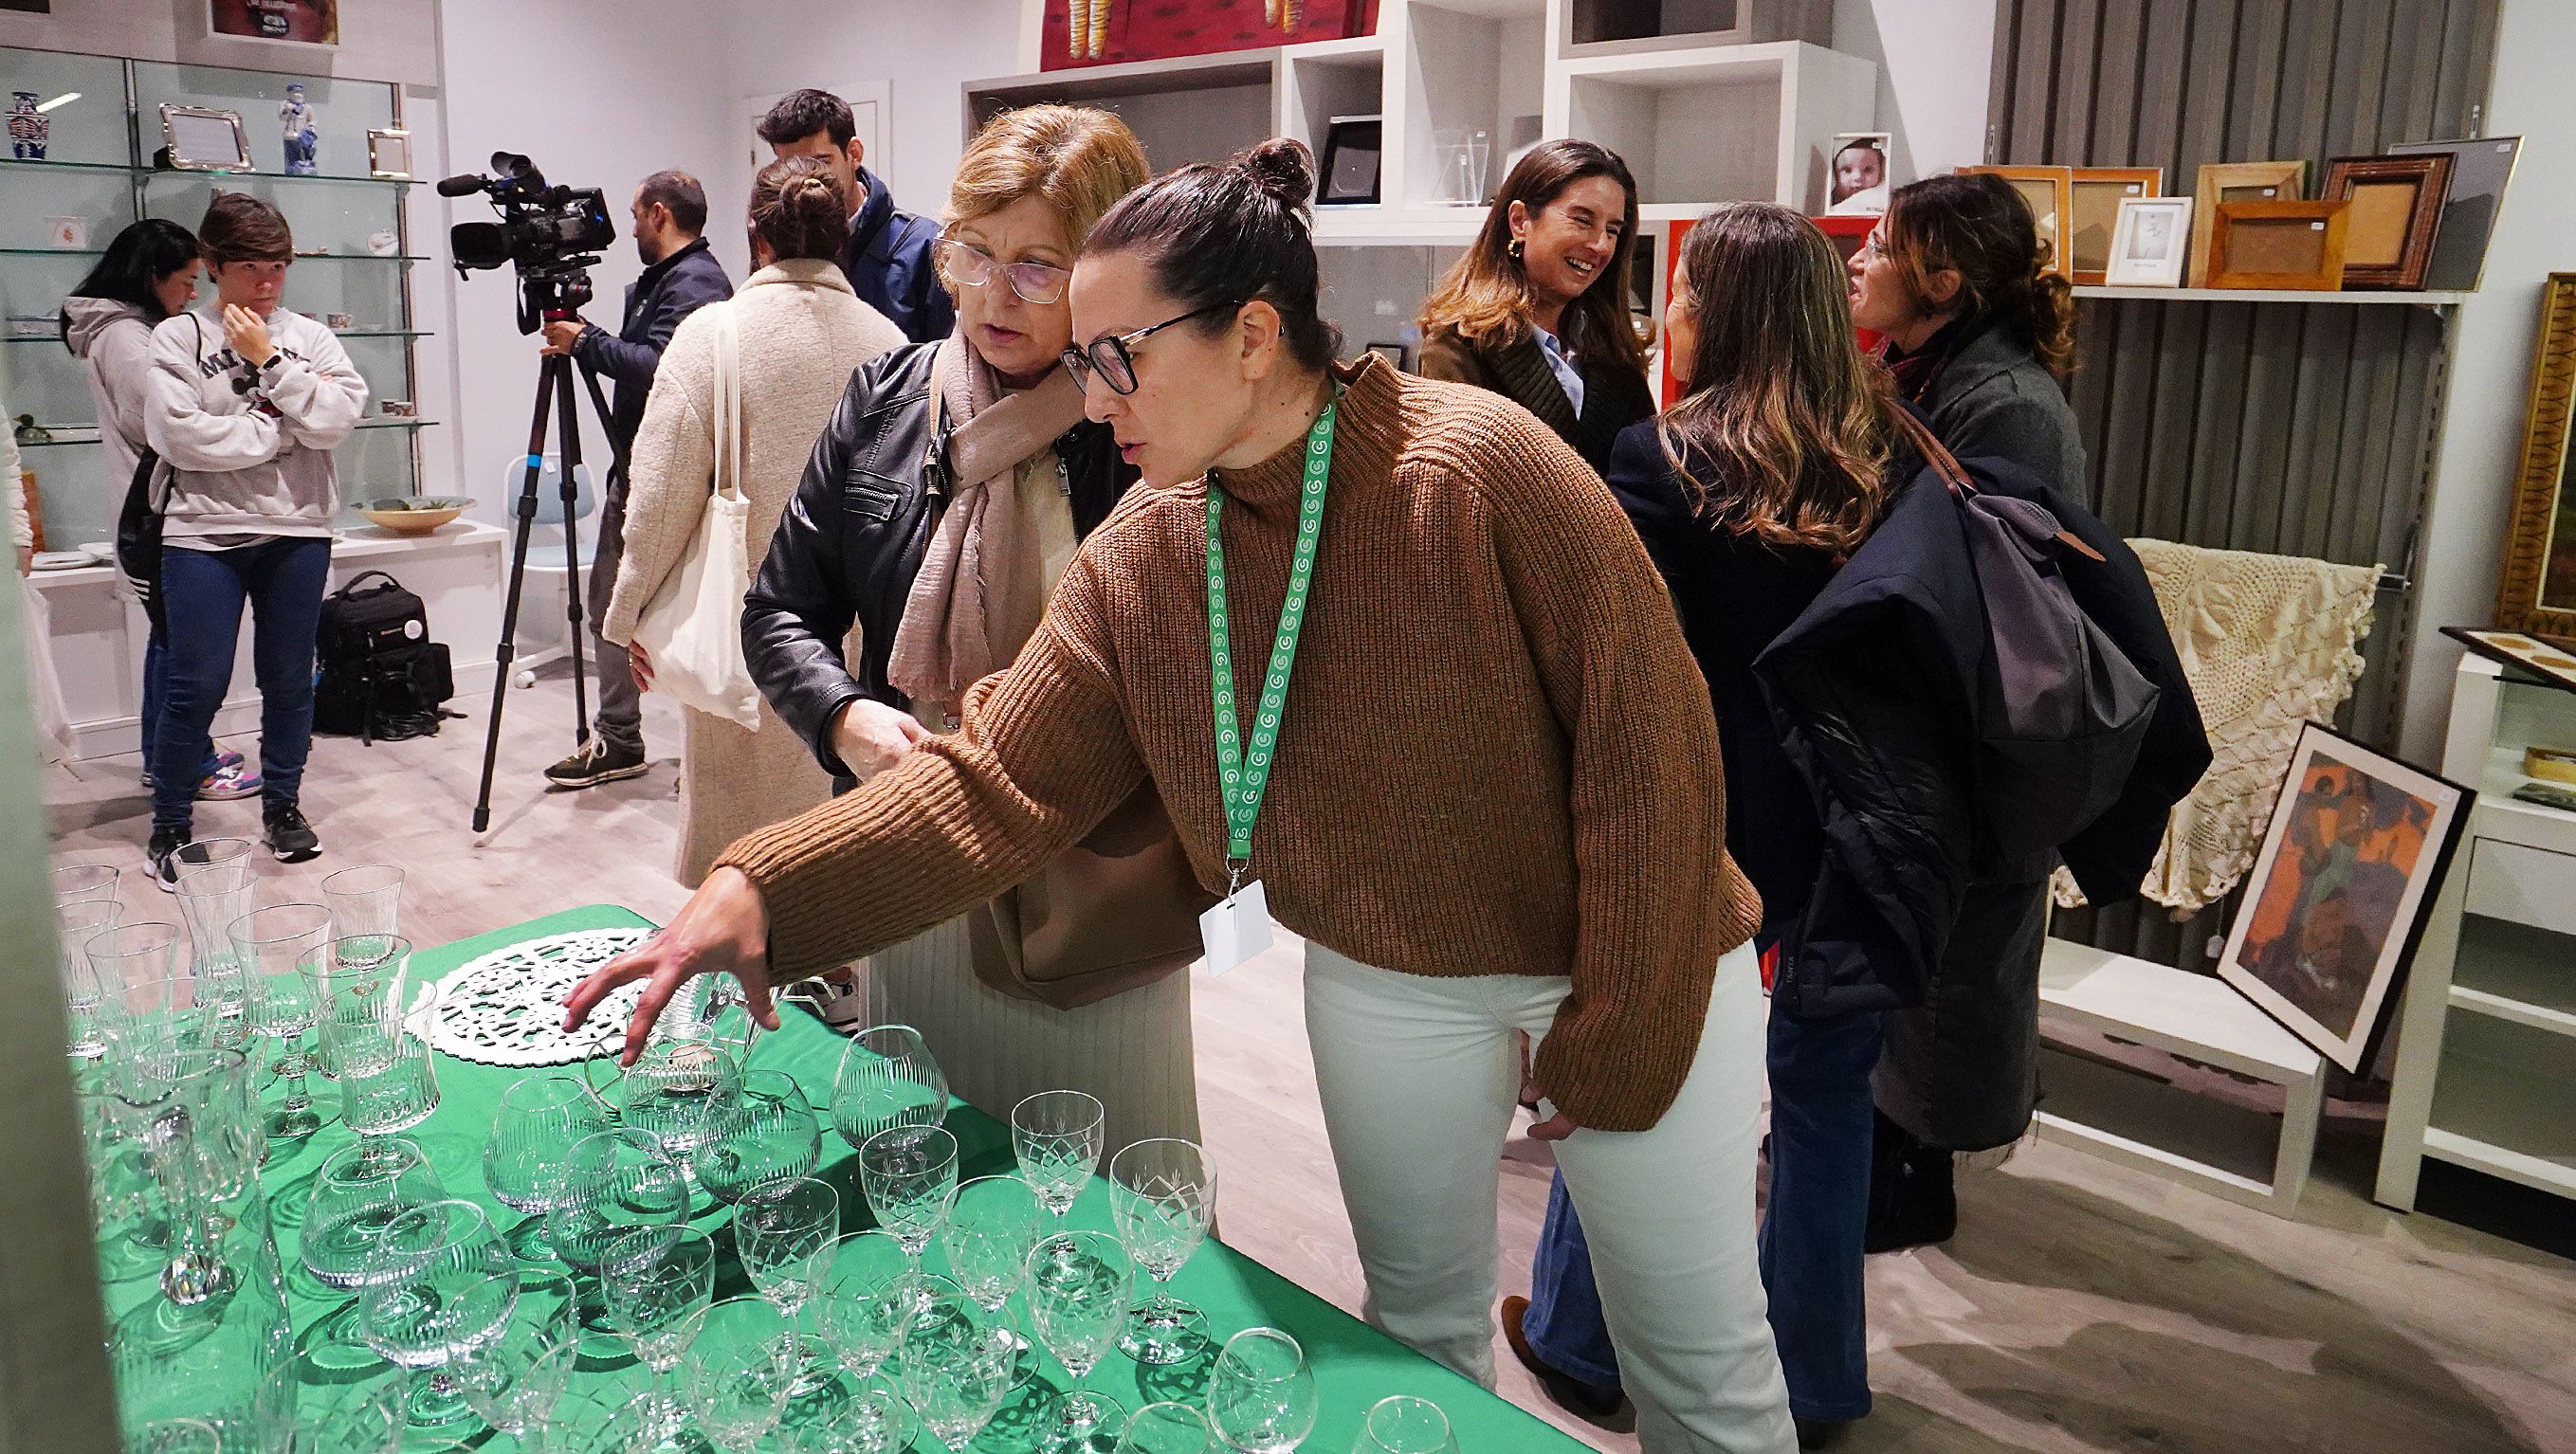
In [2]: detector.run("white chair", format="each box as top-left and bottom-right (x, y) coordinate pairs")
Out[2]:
(503, 453), (598, 683)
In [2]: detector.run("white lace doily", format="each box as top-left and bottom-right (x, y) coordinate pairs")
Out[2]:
(426, 928), (664, 1067)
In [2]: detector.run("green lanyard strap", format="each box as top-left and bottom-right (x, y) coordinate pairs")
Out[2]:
(1207, 394), (1336, 886)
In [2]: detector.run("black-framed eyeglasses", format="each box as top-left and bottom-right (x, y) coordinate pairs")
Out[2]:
(933, 237), (1073, 305)
(1061, 301), (1236, 396)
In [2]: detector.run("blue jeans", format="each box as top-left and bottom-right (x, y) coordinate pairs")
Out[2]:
(140, 631), (222, 781)
(149, 538), (332, 833)
(1526, 1005), (1885, 1421)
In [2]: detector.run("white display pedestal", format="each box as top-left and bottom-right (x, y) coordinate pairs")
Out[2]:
(28, 520), (505, 763)
(2037, 936), (2329, 1216)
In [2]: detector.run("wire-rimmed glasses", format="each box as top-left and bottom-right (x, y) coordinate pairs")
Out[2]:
(933, 236), (1072, 304)
(1060, 301), (1235, 397)
(1024, 1228), (1136, 1450)
(484, 1073), (611, 1263)
(858, 1123), (958, 1262)
(1109, 1137), (1217, 1365)
(1209, 1327), (1320, 1452)
(831, 1024), (947, 1153)
(230, 900), (333, 1140)
(1011, 1089), (1105, 1219)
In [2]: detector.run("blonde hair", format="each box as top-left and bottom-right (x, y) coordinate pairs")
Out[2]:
(944, 104), (1149, 250)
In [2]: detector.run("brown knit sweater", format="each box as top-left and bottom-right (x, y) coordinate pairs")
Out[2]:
(717, 354), (1762, 1131)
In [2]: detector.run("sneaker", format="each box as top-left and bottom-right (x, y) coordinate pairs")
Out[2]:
(544, 738), (648, 790)
(146, 827), (192, 892)
(197, 757), (264, 801)
(142, 745), (249, 791)
(782, 972), (869, 1032)
(263, 801), (322, 863)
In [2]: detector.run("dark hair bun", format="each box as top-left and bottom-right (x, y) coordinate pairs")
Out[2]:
(1233, 137), (1315, 212)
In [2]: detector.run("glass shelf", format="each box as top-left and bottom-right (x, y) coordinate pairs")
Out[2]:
(17, 417), (437, 446)
(0, 335), (69, 344)
(0, 247), (105, 258)
(329, 329), (433, 338)
(141, 167), (421, 188)
(0, 157), (134, 176)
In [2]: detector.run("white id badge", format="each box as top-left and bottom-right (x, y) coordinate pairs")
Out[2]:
(1198, 880), (1274, 977)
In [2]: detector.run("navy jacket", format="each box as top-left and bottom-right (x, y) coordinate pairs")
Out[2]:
(573, 235), (732, 480)
(841, 167), (954, 346)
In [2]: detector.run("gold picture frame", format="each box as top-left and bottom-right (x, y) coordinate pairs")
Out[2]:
(2495, 273), (2576, 643)
(2209, 200), (2349, 291)
(2189, 161), (2307, 287)
(1960, 166), (2074, 278)
(2068, 167), (2162, 285)
(2319, 154), (2453, 290)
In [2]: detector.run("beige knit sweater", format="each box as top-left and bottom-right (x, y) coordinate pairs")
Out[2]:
(604, 260), (907, 883)
(718, 355), (1760, 1131)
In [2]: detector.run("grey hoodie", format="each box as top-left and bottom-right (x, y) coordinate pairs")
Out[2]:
(62, 295), (156, 492)
(144, 305), (369, 541)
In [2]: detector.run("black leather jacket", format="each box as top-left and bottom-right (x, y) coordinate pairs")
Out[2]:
(742, 341), (1135, 782)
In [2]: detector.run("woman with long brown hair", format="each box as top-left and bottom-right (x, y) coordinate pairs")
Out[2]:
(1507, 203), (1900, 1448)
(1415, 138), (1654, 472)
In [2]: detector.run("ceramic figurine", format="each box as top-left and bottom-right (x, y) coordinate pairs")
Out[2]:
(280, 83), (318, 175)
(9, 90), (49, 161)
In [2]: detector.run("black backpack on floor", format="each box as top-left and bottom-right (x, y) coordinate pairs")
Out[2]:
(314, 570), (454, 743)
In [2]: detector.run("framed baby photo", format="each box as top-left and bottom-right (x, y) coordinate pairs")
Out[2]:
(2067, 166), (2162, 285)
(2105, 196), (2191, 287)
(2216, 723), (2472, 1074)
(1828, 133), (1891, 216)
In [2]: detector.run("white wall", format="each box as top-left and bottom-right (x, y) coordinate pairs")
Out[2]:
(2399, 0), (2576, 760)
(1831, 0), (1997, 184)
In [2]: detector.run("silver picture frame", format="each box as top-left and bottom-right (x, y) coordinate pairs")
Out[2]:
(367, 126), (411, 180)
(159, 103), (252, 172)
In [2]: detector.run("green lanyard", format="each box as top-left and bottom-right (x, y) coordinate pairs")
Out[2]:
(1206, 394), (1336, 889)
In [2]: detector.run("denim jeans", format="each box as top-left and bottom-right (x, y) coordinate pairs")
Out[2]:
(149, 537), (332, 833)
(140, 630), (221, 782)
(1756, 1007), (1884, 1422)
(1527, 1004), (1886, 1424)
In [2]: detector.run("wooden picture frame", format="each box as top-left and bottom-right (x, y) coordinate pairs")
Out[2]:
(2320, 154), (2453, 290)
(2189, 161), (2307, 287)
(2105, 196), (2191, 287)
(2208, 200), (2349, 291)
(2494, 273), (2576, 643)
(1960, 165), (2073, 277)
(2067, 166), (2162, 285)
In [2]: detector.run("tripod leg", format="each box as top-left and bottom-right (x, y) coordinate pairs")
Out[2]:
(469, 359), (561, 833)
(552, 353), (593, 744)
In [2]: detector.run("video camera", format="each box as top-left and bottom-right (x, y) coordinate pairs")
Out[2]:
(441, 151), (616, 334)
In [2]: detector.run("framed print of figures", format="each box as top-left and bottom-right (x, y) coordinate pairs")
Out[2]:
(2388, 136), (2521, 291)
(1961, 165), (2073, 277)
(2495, 274), (2576, 643)
(2067, 167), (2161, 285)
(1828, 133), (1891, 215)
(2321, 154), (2453, 290)
(2217, 723), (2472, 1074)
(2105, 196), (2191, 287)
(2189, 160), (2306, 287)
(2209, 200), (2349, 291)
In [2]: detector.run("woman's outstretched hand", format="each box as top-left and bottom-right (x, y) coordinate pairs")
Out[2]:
(561, 866), (780, 1064)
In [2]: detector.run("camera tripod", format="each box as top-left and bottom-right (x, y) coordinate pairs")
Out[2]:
(468, 290), (624, 833)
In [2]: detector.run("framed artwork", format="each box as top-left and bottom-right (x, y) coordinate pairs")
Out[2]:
(1046, 0), (1379, 69)
(158, 104), (252, 172)
(1317, 115), (1382, 205)
(2216, 723), (2473, 1074)
(2208, 200), (2349, 291)
(2494, 274), (2576, 643)
(365, 127), (410, 180)
(2441, 627), (2576, 696)
(2067, 166), (2162, 285)
(208, 0), (338, 44)
(2105, 196), (2191, 287)
(1960, 166), (2073, 277)
(2388, 136), (2520, 292)
(2188, 160), (2307, 287)
(2320, 154), (2453, 290)
(1828, 133), (1891, 215)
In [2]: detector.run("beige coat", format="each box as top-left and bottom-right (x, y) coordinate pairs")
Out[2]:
(604, 260), (907, 883)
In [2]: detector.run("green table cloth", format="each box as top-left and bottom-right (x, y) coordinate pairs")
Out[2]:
(246, 905), (1590, 1452)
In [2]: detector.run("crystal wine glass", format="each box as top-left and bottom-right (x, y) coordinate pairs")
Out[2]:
(172, 859), (255, 1048)
(942, 1174), (1041, 1358)
(736, 1173), (839, 1389)
(301, 1136), (445, 1290)
(600, 1225), (717, 1439)
(618, 1037), (744, 1204)
(811, 1229), (928, 1454)
(858, 1123), (958, 1263)
(230, 900), (332, 1140)
(1024, 1228), (1137, 1450)
(894, 1285), (1016, 1454)
(252, 1341), (408, 1454)
(684, 1295), (801, 1453)
(51, 860), (119, 906)
(108, 1032), (263, 1307)
(87, 923), (201, 1054)
(1349, 1396), (1458, 1454)
(1012, 1089), (1105, 1218)
(484, 1072), (611, 1263)
(700, 1068), (822, 1204)
(1209, 1327), (1320, 1452)
(305, 936), (437, 1174)
(57, 897), (120, 1065)
(831, 1024), (947, 1152)
(1109, 1138), (1217, 1364)
(548, 1127), (689, 1316)
(124, 1416), (225, 1454)
(451, 1268), (581, 1446)
(322, 863), (405, 943)
(359, 1198), (517, 1428)
(1120, 1402), (1217, 1454)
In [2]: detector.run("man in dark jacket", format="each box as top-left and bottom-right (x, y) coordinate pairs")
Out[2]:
(537, 168), (732, 790)
(756, 88), (953, 344)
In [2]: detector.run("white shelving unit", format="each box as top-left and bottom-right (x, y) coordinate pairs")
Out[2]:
(2073, 285), (2470, 307)
(2376, 655), (2576, 1210)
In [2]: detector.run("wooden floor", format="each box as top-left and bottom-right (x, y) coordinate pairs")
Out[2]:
(46, 671), (2576, 1454)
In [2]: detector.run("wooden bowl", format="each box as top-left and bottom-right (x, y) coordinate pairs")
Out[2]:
(357, 497), (472, 534)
